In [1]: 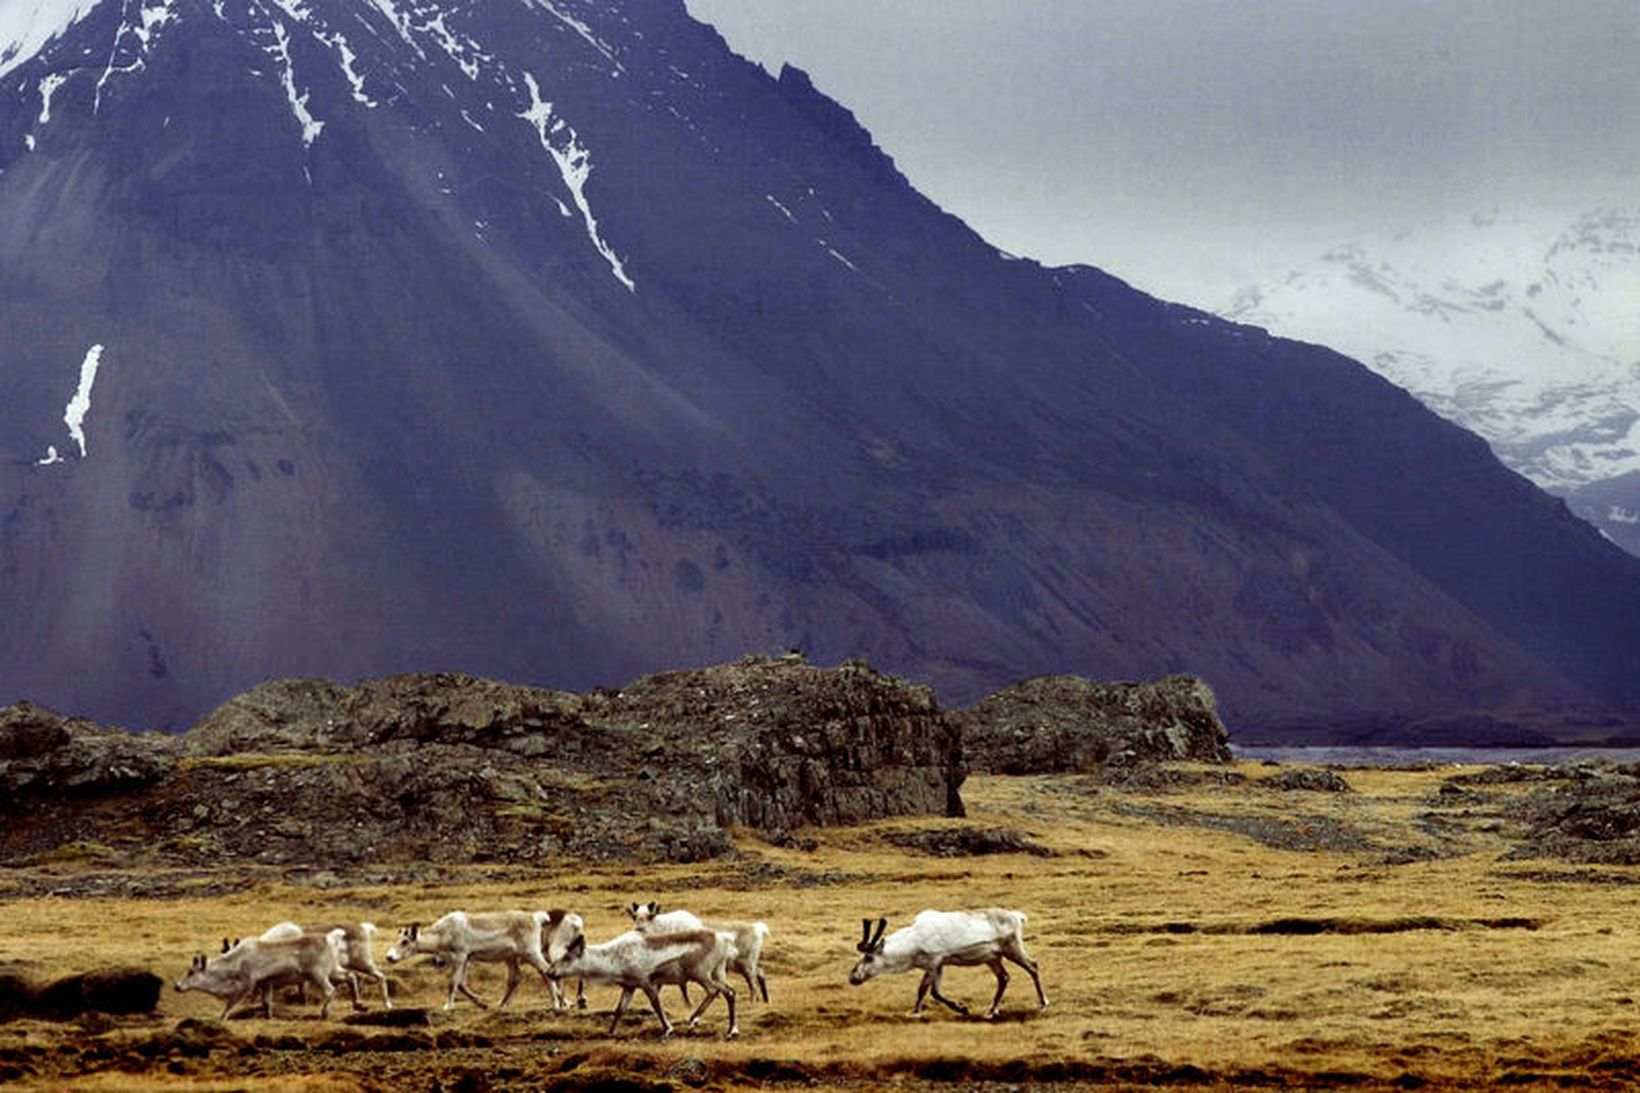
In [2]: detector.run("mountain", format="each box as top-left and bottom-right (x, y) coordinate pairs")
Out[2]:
(3, 0), (1639, 739)
(1224, 209), (1640, 555)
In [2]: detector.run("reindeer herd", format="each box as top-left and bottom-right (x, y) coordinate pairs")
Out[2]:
(173, 902), (1048, 1038)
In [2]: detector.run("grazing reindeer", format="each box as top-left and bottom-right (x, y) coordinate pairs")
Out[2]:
(549, 915), (739, 1038)
(226, 921), (391, 1010)
(848, 909), (1048, 1018)
(385, 910), (572, 1011)
(628, 901), (771, 1003)
(176, 930), (347, 1020)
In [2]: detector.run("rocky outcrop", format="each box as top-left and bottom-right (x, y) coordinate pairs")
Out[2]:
(1499, 763), (1640, 864)
(957, 675), (1231, 776)
(0, 703), (172, 797)
(1260, 768), (1354, 793)
(606, 656), (964, 835)
(0, 656), (963, 865)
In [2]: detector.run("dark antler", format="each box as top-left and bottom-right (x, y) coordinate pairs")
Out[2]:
(868, 916), (888, 952)
(857, 917), (873, 952)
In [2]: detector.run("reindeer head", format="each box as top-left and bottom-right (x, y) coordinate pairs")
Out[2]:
(384, 923), (420, 963)
(625, 901), (662, 926)
(174, 954), (210, 993)
(848, 917), (890, 985)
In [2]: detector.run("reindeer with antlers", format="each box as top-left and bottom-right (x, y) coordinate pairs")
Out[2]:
(848, 909), (1049, 1019)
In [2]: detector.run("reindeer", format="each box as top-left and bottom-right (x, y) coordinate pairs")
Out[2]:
(385, 910), (576, 1011)
(848, 909), (1048, 1019)
(549, 915), (739, 1038)
(225, 921), (391, 1010)
(176, 930), (347, 1020)
(627, 901), (771, 1003)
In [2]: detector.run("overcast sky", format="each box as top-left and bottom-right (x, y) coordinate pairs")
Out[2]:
(683, 1), (1640, 307)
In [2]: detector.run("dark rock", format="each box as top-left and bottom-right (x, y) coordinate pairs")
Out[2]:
(884, 825), (1054, 858)
(959, 675), (1230, 775)
(0, 702), (173, 800)
(0, 967), (161, 1022)
(1261, 769), (1353, 793)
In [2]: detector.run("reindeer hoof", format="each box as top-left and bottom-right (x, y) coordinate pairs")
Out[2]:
(725, 1028), (740, 1040)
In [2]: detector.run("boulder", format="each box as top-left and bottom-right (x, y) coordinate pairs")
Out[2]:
(958, 675), (1230, 775)
(0, 967), (162, 1022)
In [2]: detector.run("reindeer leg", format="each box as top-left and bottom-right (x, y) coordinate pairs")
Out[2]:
(451, 955), (488, 1010)
(498, 959), (522, 1008)
(684, 979), (718, 1028)
(642, 984), (673, 1039)
(313, 970), (336, 1020)
(222, 984), (255, 1022)
(576, 977), (587, 1010)
(985, 959), (1010, 1018)
(910, 970), (934, 1016)
(722, 974), (738, 1039)
(608, 986), (635, 1035)
(527, 948), (563, 1009)
(375, 969), (393, 1010)
(1003, 940), (1050, 1008)
(927, 965), (969, 1016)
(757, 968), (769, 1004)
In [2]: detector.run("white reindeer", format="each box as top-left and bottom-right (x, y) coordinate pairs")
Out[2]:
(847, 909), (1048, 1018)
(548, 915), (739, 1039)
(176, 930), (347, 1020)
(384, 910), (573, 1011)
(627, 901), (771, 1003)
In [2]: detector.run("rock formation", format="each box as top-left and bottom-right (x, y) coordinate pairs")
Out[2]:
(0, 656), (963, 865)
(958, 675), (1231, 775)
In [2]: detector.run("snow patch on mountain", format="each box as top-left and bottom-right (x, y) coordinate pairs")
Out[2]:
(0, 0), (103, 78)
(262, 11), (323, 148)
(265, 0), (376, 106)
(1223, 209), (1640, 492)
(37, 344), (106, 465)
(37, 70), (68, 123)
(517, 70), (634, 292)
(533, 0), (624, 76)
(94, 0), (178, 112)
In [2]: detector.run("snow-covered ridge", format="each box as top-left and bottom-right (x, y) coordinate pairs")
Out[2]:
(9, 0), (642, 288)
(1223, 208), (1640, 492)
(1, 0), (103, 78)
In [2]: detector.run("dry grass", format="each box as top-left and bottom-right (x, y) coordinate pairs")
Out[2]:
(2, 764), (1638, 1090)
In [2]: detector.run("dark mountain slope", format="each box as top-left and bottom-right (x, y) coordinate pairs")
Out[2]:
(0, 0), (1633, 736)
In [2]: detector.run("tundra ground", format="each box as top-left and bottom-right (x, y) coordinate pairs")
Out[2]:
(1, 764), (1637, 1090)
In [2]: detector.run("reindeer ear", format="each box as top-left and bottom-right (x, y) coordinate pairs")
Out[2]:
(649, 902), (661, 915)
(409, 923), (419, 940)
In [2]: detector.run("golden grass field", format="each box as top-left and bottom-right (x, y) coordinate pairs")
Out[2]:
(3, 763), (1639, 1090)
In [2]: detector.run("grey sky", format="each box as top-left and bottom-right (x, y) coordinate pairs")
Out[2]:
(682, 1), (1640, 306)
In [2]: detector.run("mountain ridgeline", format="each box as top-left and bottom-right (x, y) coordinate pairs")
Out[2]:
(2, 0), (1637, 739)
